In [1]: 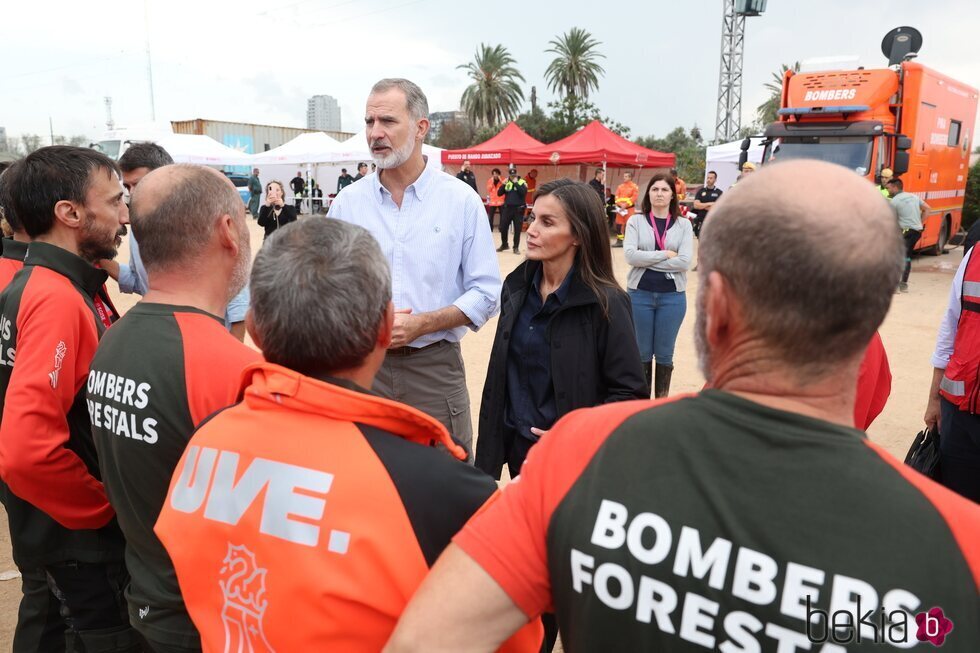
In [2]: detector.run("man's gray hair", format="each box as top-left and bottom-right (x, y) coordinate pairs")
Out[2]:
(250, 219), (392, 375)
(130, 164), (242, 274)
(370, 78), (429, 121)
(698, 160), (904, 379)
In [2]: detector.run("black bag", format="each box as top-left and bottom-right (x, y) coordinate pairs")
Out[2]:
(904, 427), (941, 479)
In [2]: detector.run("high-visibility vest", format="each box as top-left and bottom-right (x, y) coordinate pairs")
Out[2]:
(939, 249), (980, 413)
(487, 178), (504, 206)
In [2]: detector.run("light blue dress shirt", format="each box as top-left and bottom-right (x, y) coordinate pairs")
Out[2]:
(328, 166), (501, 347)
(117, 233), (250, 328)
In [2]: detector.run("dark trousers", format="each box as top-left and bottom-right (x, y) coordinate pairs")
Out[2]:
(939, 397), (980, 503)
(500, 205), (524, 248)
(14, 568), (64, 653)
(247, 194), (261, 218)
(486, 204), (503, 229)
(15, 560), (140, 652)
(503, 428), (536, 479)
(902, 229), (921, 283)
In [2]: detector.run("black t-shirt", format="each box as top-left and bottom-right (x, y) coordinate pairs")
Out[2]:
(692, 186), (723, 220)
(88, 303), (258, 644)
(290, 176), (305, 194)
(458, 390), (980, 651)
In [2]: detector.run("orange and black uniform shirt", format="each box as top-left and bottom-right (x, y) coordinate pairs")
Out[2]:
(456, 391), (980, 651)
(88, 303), (260, 646)
(0, 238), (28, 290)
(0, 238), (116, 327)
(0, 242), (124, 569)
(156, 362), (542, 652)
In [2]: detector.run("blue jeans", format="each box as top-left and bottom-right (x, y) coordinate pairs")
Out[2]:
(628, 289), (687, 365)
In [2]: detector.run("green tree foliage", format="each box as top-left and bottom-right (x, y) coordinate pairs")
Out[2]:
(636, 127), (707, 183)
(458, 44), (526, 128)
(431, 120), (477, 150)
(964, 159), (980, 229)
(516, 96), (629, 143)
(544, 28), (606, 100)
(755, 62), (800, 128)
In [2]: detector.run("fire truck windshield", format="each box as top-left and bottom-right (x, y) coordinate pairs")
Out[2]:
(763, 137), (873, 174)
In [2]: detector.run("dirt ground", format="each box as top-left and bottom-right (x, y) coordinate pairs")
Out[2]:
(0, 216), (964, 646)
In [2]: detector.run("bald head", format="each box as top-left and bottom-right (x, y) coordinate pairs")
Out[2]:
(130, 164), (245, 274)
(698, 160), (904, 380)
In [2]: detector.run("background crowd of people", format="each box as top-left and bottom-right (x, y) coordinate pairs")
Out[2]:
(0, 76), (976, 653)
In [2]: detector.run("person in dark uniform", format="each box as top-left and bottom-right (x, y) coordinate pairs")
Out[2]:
(88, 164), (260, 653)
(456, 160), (478, 194)
(497, 167), (528, 254)
(0, 146), (140, 652)
(588, 168), (605, 199)
(352, 162), (369, 181)
(691, 170), (723, 238)
(290, 171), (305, 212)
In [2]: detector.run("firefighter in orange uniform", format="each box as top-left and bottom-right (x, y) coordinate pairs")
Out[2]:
(613, 171), (639, 247)
(155, 219), (541, 653)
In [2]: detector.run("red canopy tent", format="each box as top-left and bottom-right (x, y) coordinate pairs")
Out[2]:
(441, 122), (549, 166)
(526, 120), (675, 168)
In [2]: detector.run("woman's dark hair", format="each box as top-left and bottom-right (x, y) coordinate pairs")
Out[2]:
(533, 178), (622, 316)
(640, 172), (679, 217)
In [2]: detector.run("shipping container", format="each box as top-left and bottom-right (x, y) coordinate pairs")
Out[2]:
(170, 119), (353, 155)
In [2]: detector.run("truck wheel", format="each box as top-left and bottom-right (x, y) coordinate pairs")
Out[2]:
(930, 218), (950, 256)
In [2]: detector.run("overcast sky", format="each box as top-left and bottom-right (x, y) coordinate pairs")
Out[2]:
(4, 0), (979, 144)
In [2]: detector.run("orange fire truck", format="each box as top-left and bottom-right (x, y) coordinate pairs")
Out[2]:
(749, 27), (978, 253)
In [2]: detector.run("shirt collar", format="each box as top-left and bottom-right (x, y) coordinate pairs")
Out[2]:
(531, 262), (576, 305)
(1, 238), (28, 262)
(24, 241), (107, 298)
(374, 157), (435, 203)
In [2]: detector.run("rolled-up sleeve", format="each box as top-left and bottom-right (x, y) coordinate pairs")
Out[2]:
(454, 196), (501, 330)
(931, 251), (970, 368)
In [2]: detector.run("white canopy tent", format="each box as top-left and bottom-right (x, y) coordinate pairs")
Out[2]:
(705, 139), (765, 190)
(249, 132), (346, 165)
(155, 134), (253, 166)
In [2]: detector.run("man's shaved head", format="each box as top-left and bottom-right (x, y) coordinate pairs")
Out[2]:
(130, 164), (246, 275)
(698, 160), (903, 380)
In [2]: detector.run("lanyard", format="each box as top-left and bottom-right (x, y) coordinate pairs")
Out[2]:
(646, 213), (672, 251)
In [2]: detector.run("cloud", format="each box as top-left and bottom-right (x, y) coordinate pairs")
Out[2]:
(61, 76), (85, 96)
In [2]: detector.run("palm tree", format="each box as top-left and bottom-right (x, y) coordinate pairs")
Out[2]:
(756, 61), (801, 127)
(457, 44), (526, 128)
(544, 28), (606, 99)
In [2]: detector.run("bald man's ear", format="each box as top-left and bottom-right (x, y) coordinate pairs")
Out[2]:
(216, 214), (238, 255)
(245, 310), (261, 351)
(377, 301), (394, 350)
(704, 271), (736, 351)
